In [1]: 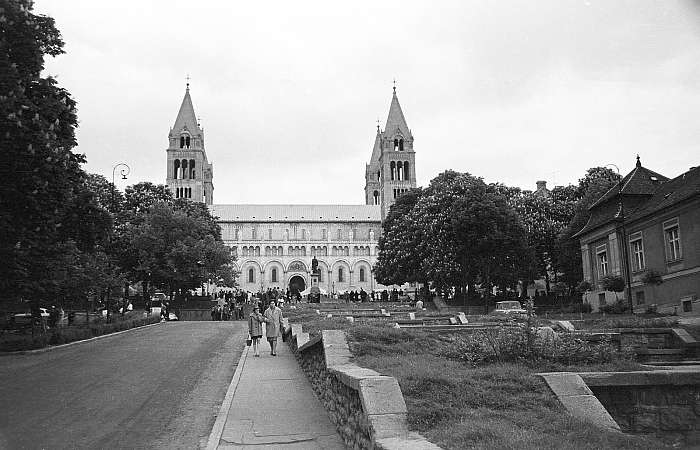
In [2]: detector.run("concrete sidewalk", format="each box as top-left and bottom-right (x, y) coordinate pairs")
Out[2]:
(208, 338), (345, 449)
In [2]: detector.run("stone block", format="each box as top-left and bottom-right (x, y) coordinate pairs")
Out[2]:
(295, 332), (310, 349)
(555, 320), (575, 332)
(457, 313), (468, 325)
(558, 395), (621, 431)
(376, 433), (442, 450)
(331, 365), (382, 390)
(291, 323), (303, 336)
(408, 312), (415, 320)
(540, 373), (593, 397)
(297, 334), (321, 353)
(367, 413), (408, 439)
(358, 377), (407, 415)
(449, 317), (458, 325)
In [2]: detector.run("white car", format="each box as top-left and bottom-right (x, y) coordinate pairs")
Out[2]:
(12, 308), (49, 325)
(493, 301), (527, 315)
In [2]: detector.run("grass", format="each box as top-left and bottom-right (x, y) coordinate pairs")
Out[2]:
(285, 303), (675, 449)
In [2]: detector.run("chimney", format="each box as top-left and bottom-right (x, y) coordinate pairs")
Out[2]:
(536, 180), (547, 191)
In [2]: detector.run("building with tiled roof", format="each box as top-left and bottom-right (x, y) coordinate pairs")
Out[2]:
(165, 85), (417, 294)
(576, 157), (700, 315)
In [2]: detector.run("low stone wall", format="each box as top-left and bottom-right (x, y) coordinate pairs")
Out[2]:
(288, 325), (440, 450)
(583, 371), (700, 438)
(540, 369), (700, 443)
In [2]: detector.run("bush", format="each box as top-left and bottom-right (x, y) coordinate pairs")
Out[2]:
(599, 300), (629, 315)
(600, 275), (625, 293)
(0, 315), (161, 352)
(438, 326), (632, 367)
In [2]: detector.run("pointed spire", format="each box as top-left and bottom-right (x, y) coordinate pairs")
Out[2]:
(384, 83), (411, 138)
(172, 83), (200, 135)
(636, 154), (641, 167)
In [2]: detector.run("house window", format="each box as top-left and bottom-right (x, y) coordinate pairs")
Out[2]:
(338, 268), (344, 282)
(629, 232), (645, 272)
(635, 290), (645, 305)
(663, 218), (681, 261)
(598, 293), (606, 306)
(359, 268), (365, 282)
(596, 245), (608, 277)
(248, 268), (255, 283)
(272, 268), (278, 283)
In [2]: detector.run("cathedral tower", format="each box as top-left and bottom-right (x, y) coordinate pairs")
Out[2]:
(365, 86), (416, 218)
(165, 84), (214, 205)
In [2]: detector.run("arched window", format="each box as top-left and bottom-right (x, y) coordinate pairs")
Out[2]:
(404, 162), (409, 181)
(338, 268), (344, 282)
(272, 268), (278, 283)
(181, 159), (188, 179)
(173, 160), (180, 179)
(185, 136), (191, 148)
(359, 268), (366, 282)
(255, 246), (260, 256)
(189, 160), (195, 179)
(390, 161), (396, 180)
(377, 170), (381, 181)
(373, 190), (379, 205)
(394, 138), (399, 151)
(180, 136), (185, 148)
(399, 139), (404, 151)
(397, 161), (403, 180)
(248, 268), (255, 283)
(265, 246), (271, 256)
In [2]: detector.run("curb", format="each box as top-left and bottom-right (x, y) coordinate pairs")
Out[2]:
(0, 321), (164, 356)
(206, 343), (249, 450)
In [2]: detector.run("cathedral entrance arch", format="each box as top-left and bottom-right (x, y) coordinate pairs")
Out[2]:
(288, 275), (306, 295)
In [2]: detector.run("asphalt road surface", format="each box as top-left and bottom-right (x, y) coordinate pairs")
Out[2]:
(0, 321), (248, 449)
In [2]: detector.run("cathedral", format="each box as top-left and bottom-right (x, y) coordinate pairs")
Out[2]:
(165, 84), (417, 294)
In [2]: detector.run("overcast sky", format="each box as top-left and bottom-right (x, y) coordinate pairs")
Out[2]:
(36, 0), (700, 204)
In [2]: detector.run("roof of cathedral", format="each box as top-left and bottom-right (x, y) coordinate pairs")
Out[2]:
(171, 86), (201, 136)
(210, 204), (382, 222)
(384, 88), (412, 139)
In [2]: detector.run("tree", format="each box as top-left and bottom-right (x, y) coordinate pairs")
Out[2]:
(380, 171), (531, 301)
(125, 202), (233, 299)
(374, 188), (425, 286)
(0, 1), (87, 301)
(556, 168), (621, 289)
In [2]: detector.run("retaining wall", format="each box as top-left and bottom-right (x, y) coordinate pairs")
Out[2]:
(288, 325), (440, 450)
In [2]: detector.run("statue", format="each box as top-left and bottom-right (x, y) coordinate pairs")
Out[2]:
(311, 256), (319, 275)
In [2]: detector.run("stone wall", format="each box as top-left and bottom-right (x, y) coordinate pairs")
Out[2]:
(289, 326), (440, 450)
(541, 370), (700, 445)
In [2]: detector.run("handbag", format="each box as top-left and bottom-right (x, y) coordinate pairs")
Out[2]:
(246, 337), (252, 346)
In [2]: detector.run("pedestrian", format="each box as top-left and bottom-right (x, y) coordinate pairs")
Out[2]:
(248, 305), (264, 357)
(263, 299), (284, 356)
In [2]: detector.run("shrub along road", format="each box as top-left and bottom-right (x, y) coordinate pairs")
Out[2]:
(0, 321), (247, 449)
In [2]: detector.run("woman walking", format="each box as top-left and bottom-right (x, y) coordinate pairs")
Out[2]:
(263, 299), (284, 356)
(248, 304), (264, 357)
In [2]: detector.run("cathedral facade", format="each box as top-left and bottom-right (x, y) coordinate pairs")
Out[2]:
(165, 85), (417, 293)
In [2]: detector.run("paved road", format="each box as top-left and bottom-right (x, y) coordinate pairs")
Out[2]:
(0, 321), (248, 449)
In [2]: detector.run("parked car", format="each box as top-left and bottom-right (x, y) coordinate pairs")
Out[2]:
(492, 301), (527, 315)
(11, 308), (50, 327)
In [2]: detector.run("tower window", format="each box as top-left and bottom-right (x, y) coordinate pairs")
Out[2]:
(180, 136), (185, 148)
(390, 161), (396, 180)
(272, 268), (278, 283)
(248, 268), (255, 283)
(338, 268), (344, 282)
(359, 268), (365, 282)
(189, 159), (196, 179)
(373, 190), (379, 205)
(399, 139), (404, 151)
(397, 161), (403, 181)
(185, 136), (191, 148)
(404, 162), (410, 181)
(173, 159), (180, 180)
(394, 138), (399, 151)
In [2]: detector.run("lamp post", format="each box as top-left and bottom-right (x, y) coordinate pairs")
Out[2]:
(606, 163), (634, 314)
(107, 163), (130, 322)
(111, 163), (131, 212)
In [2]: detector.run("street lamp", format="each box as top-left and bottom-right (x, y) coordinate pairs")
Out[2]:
(606, 163), (634, 314)
(111, 163), (131, 211)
